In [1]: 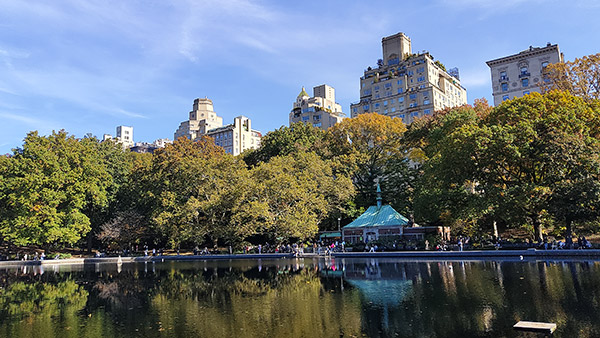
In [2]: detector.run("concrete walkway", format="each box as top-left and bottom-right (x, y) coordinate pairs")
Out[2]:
(332, 249), (600, 259)
(2, 249), (600, 268)
(0, 253), (296, 268)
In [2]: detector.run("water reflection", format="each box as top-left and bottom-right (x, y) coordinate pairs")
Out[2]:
(1, 259), (600, 337)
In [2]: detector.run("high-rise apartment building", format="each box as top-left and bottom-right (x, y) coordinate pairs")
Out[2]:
(290, 84), (344, 130)
(115, 125), (134, 148)
(350, 33), (467, 124)
(486, 43), (563, 106)
(174, 98), (262, 156)
(174, 98), (223, 140)
(207, 116), (262, 156)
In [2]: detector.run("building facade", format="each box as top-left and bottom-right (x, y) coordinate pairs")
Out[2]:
(174, 98), (262, 156)
(350, 32), (467, 124)
(206, 115), (262, 156)
(107, 125), (134, 149)
(290, 84), (344, 130)
(174, 98), (223, 140)
(486, 43), (563, 106)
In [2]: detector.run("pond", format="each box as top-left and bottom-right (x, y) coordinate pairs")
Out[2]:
(1, 258), (599, 337)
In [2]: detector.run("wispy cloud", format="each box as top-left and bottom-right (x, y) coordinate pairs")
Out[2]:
(0, 112), (60, 132)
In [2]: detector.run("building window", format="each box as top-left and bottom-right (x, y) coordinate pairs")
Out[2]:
(363, 89), (372, 96)
(383, 100), (388, 106)
(391, 107), (396, 112)
(502, 95), (509, 101)
(423, 99), (430, 105)
(520, 66), (528, 75)
(363, 105), (369, 110)
(522, 78), (529, 87)
(542, 61), (549, 69)
(397, 88), (404, 94)
(374, 85), (380, 91)
(398, 97), (404, 103)
(375, 103), (380, 108)
(409, 94), (417, 100)
(523, 91), (530, 96)
(417, 67), (425, 73)
(424, 109), (431, 115)
(411, 112), (419, 117)
(397, 80), (403, 85)
(500, 71), (508, 81)
(302, 116), (309, 121)
(353, 107), (357, 112)
(501, 83), (508, 92)
(313, 122), (322, 127)
(383, 109), (388, 114)
(399, 114), (405, 119)
(375, 94), (380, 99)
(417, 76), (425, 82)
(313, 114), (321, 120)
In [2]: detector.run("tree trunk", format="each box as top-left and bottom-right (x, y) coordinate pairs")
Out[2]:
(493, 220), (499, 239)
(533, 215), (544, 243)
(565, 216), (573, 248)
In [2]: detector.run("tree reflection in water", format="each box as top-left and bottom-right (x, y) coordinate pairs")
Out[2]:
(1, 259), (600, 337)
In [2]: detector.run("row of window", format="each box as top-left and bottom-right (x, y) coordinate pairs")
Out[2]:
(501, 78), (530, 92)
(502, 91), (531, 101)
(499, 61), (549, 78)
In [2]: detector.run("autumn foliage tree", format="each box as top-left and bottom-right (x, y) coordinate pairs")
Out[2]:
(326, 113), (407, 208)
(541, 53), (600, 102)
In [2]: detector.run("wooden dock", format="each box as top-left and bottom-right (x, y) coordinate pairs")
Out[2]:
(513, 321), (556, 335)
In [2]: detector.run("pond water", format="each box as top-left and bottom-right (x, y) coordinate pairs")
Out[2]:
(1, 258), (599, 338)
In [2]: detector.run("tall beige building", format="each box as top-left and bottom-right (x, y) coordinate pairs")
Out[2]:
(290, 84), (344, 130)
(174, 98), (223, 140)
(174, 98), (262, 156)
(486, 43), (563, 106)
(207, 116), (262, 156)
(350, 32), (467, 124)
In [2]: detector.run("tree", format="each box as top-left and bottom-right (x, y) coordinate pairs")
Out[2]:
(236, 151), (354, 243)
(0, 131), (111, 247)
(541, 53), (600, 102)
(98, 210), (147, 251)
(326, 113), (406, 208)
(242, 122), (325, 167)
(146, 137), (251, 249)
(448, 92), (600, 242)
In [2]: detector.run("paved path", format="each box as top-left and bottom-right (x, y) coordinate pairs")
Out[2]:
(332, 249), (600, 259)
(2, 249), (600, 268)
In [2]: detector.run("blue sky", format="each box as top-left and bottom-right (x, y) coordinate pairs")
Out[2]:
(1, 0), (600, 154)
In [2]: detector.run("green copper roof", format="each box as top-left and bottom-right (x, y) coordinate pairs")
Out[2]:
(342, 205), (409, 229)
(297, 86), (309, 98)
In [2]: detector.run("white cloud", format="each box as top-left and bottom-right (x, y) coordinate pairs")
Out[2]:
(0, 112), (60, 131)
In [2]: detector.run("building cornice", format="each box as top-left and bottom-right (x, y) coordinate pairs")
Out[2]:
(486, 45), (559, 67)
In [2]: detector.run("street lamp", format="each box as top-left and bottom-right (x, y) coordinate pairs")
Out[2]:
(337, 217), (341, 232)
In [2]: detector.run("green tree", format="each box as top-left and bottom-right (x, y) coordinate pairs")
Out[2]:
(236, 151), (354, 243)
(146, 137), (251, 249)
(242, 122), (325, 167)
(0, 131), (112, 247)
(326, 113), (406, 208)
(432, 92), (600, 242)
(402, 101), (490, 229)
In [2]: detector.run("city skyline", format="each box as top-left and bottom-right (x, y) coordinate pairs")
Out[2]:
(1, 0), (600, 153)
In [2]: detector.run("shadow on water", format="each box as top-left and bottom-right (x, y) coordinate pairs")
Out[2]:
(2, 258), (600, 337)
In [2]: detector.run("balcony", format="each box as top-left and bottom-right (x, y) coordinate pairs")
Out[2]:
(519, 72), (531, 78)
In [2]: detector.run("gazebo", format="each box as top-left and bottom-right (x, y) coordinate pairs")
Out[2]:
(342, 184), (410, 244)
